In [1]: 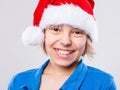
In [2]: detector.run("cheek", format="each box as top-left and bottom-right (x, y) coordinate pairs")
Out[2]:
(44, 33), (57, 53)
(45, 35), (57, 46)
(75, 38), (86, 54)
(78, 43), (86, 52)
(45, 31), (53, 46)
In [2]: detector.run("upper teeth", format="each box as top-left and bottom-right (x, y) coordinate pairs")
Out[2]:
(57, 50), (71, 55)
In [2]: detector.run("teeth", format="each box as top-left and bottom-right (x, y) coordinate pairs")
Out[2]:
(57, 49), (71, 55)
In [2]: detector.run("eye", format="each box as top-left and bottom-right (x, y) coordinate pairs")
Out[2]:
(53, 27), (59, 32)
(74, 31), (84, 34)
(74, 31), (80, 34)
(72, 28), (86, 37)
(73, 29), (85, 34)
(48, 25), (60, 32)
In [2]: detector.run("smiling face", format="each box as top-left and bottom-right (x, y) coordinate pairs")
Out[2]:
(44, 24), (87, 67)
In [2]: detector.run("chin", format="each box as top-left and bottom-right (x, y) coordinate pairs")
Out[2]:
(52, 58), (79, 67)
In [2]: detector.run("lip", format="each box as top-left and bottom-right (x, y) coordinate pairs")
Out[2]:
(54, 48), (75, 59)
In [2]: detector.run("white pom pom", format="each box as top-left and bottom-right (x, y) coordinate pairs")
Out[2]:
(21, 26), (44, 46)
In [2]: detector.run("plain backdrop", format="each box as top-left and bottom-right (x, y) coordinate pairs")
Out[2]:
(0, 0), (120, 89)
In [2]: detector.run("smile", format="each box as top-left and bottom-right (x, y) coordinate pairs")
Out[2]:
(55, 48), (74, 55)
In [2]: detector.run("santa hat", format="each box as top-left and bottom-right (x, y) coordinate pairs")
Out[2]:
(22, 0), (97, 46)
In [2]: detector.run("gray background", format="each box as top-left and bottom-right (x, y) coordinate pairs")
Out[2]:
(0, 0), (120, 89)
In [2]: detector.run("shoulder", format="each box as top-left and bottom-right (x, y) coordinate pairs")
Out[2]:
(13, 68), (39, 80)
(8, 60), (49, 90)
(86, 66), (114, 82)
(84, 66), (116, 89)
(9, 60), (49, 82)
(87, 66), (113, 78)
(8, 68), (40, 90)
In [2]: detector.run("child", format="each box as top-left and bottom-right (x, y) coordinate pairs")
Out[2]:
(8, 0), (116, 90)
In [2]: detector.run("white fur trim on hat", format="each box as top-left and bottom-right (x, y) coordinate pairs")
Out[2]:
(40, 4), (97, 42)
(22, 4), (97, 46)
(21, 26), (44, 46)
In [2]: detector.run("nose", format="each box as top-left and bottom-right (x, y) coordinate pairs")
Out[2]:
(60, 33), (72, 46)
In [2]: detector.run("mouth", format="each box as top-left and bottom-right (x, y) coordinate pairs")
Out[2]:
(54, 48), (75, 59)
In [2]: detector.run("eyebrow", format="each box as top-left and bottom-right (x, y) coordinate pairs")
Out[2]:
(72, 28), (86, 32)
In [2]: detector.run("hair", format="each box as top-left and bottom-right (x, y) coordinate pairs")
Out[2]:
(82, 35), (95, 58)
(40, 25), (95, 59)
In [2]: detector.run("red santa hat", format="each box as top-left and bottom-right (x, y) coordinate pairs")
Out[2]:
(22, 0), (97, 46)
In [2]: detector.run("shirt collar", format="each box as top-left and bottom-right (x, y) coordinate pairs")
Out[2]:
(60, 60), (88, 90)
(33, 59), (88, 90)
(33, 60), (50, 90)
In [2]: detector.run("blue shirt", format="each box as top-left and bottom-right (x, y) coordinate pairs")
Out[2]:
(8, 60), (116, 90)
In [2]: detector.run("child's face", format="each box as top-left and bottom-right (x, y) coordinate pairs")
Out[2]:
(44, 25), (87, 67)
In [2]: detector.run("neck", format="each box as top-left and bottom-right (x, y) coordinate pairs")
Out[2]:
(43, 60), (79, 76)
